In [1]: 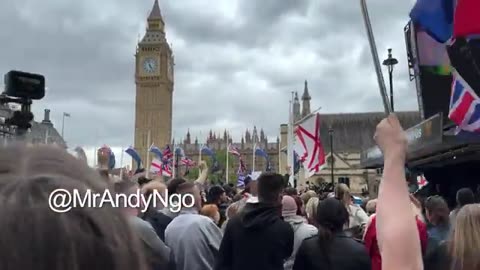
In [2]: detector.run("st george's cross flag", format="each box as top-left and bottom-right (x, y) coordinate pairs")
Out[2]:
(294, 113), (326, 177)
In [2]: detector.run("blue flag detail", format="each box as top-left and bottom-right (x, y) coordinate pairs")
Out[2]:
(125, 146), (142, 169)
(201, 146), (215, 157)
(255, 147), (268, 159)
(175, 147), (185, 157)
(409, 0), (455, 43)
(108, 151), (116, 170)
(149, 145), (163, 159)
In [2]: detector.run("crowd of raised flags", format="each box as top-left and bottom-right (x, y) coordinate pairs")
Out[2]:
(122, 142), (275, 187)
(410, 0), (480, 134)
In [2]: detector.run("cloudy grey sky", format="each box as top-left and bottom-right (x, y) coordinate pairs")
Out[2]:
(1, 0), (417, 164)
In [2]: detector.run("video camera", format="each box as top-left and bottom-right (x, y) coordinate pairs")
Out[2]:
(1, 70), (46, 136)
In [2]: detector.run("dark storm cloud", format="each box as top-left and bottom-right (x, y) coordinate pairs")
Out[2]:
(1, 0), (420, 159)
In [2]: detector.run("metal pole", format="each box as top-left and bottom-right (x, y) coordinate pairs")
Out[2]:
(61, 113), (65, 138)
(329, 129), (334, 185)
(360, 0), (391, 115)
(175, 154), (179, 178)
(226, 137), (229, 184)
(389, 66), (394, 112)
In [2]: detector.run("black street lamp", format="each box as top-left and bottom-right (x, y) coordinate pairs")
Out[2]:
(328, 128), (334, 185)
(382, 48), (399, 112)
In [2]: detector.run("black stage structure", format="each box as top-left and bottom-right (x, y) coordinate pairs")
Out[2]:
(361, 113), (480, 207)
(361, 20), (480, 207)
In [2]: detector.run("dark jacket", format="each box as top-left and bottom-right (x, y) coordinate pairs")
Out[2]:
(293, 232), (371, 270)
(215, 202), (294, 270)
(218, 202), (228, 227)
(143, 209), (173, 242)
(424, 241), (451, 270)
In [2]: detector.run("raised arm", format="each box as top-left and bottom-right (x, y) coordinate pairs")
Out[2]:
(195, 161), (209, 185)
(374, 114), (423, 270)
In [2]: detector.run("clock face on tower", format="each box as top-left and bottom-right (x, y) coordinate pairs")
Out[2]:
(143, 57), (157, 73)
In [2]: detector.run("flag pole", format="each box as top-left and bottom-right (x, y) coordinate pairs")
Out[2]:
(226, 133), (229, 184)
(199, 143), (202, 164)
(172, 143), (177, 179)
(294, 106), (322, 126)
(145, 130), (151, 179)
(93, 147), (97, 168)
(252, 142), (256, 173)
(278, 138), (281, 174)
(360, 0), (391, 115)
(119, 147), (124, 179)
(288, 92), (295, 186)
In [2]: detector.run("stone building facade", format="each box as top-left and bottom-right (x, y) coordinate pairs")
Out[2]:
(134, 0), (174, 164)
(177, 127), (280, 174)
(279, 86), (421, 197)
(0, 105), (66, 147)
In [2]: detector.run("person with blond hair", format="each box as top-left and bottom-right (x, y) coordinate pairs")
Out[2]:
(425, 204), (480, 270)
(365, 199), (377, 216)
(140, 180), (172, 242)
(304, 196), (320, 225)
(334, 183), (369, 231)
(0, 144), (149, 270)
(200, 204), (221, 225)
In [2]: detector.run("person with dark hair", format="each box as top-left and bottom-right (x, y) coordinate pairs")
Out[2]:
(284, 187), (298, 196)
(450, 187), (475, 228)
(138, 176), (152, 187)
(293, 197), (371, 270)
(424, 195), (450, 257)
(114, 180), (173, 270)
(216, 173), (293, 270)
(241, 176), (256, 196)
(163, 178), (187, 219)
(222, 183), (236, 199)
(0, 144), (148, 270)
(165, 182), (222, 270)
(207, 185), (229, 227)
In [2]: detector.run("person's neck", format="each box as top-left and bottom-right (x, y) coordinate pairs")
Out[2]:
(122, 207), (138, 217)
(180, 206), (199, 214)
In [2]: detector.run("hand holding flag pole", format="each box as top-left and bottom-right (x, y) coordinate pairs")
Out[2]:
(360, 0), (392, 115)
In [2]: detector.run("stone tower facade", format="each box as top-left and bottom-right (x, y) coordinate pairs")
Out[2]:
(302, 80), (311, 117)
(134, 0), (174, 166)
(293, 92), (301, 123)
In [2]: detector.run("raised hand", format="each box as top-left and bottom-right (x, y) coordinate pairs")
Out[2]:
(374, 114), (407, 161)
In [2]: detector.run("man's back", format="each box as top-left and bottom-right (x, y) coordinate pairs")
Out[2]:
(216, 202), (294, 270)
(165, 212), (222, 270)
(129, 216), (172, 270)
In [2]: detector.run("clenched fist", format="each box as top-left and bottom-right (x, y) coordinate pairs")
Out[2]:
(374, 114), (407, 161)
(198, 160), (207, 170)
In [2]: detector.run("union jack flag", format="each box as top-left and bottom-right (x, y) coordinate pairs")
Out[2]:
(449, 71), (480, 132)
(228, 144), (241, 156)
(181, 157), (196, 167)
(237, 157), (247, 175)
(162, 163), (172, 177)
(162, 146), (173, 161)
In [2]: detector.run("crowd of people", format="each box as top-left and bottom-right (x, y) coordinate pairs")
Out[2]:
(1, 114), (480, 270)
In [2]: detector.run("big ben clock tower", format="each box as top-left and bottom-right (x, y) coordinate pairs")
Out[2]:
(134, 0), (174, 167)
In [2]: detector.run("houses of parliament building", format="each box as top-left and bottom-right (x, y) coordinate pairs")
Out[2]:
(176, 81), (312, 172)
